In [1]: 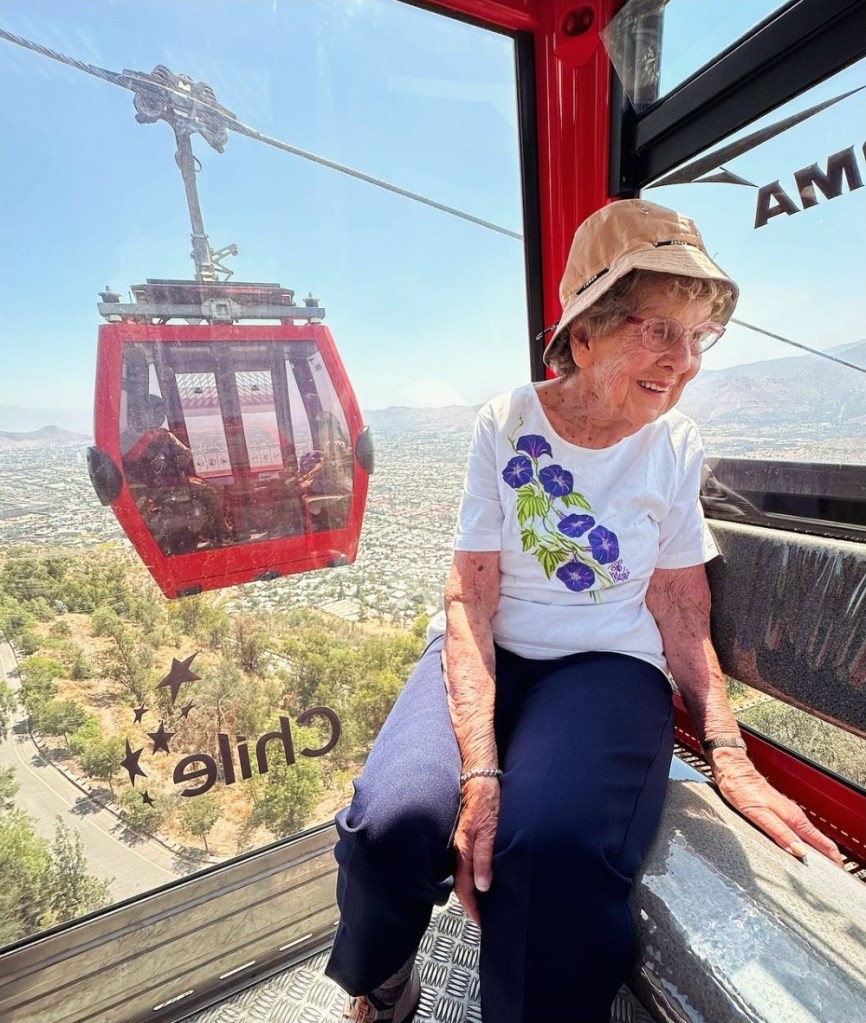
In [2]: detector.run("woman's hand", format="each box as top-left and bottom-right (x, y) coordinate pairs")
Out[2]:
(711, 749), (843, 865)
(648, 565), (842, 865)
(453, 776), (500, 926)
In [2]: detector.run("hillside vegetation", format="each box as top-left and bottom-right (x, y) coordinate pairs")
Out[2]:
(0, 546), (426, 863)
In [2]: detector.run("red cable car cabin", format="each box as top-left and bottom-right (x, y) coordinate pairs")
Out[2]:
(88, 280), (373, 598)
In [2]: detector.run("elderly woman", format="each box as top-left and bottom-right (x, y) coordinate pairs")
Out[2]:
(325, 200), (840, 1023)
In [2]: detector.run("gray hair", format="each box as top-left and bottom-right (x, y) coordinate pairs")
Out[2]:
(545, 269), (737, 378)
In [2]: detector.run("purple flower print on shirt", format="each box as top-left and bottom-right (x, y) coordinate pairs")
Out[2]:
(556, 559), (596, 592)
(539, 464), (573, 497)
(557, 514), (595, 538)
(516, 434), (553, 460)
(501, 421), (629, 594)
(502, 455), (533, 489)
(588, 524), (620, 564)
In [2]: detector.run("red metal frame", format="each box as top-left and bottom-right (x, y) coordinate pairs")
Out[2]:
(94, 322), (370, 599)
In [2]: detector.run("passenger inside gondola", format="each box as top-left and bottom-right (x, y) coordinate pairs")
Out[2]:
(121, 394), (233, 554)
(306, 409), (354, 532)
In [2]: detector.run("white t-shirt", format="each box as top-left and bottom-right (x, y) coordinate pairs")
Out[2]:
(453, 384), (718, 672)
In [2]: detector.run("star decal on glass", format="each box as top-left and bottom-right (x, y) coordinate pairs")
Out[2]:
(132, 705), (148, 724)
(121, 739), (147, 786)
(147, 721), (175, 754)
(141, 791), (156, 807)
(180, 701), (195, 718)
(158, 652), (201, 705)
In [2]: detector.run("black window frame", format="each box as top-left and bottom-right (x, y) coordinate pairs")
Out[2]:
(610, 0), (866, 195)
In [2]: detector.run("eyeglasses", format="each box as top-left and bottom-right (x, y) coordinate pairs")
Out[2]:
(626, 314), (725, 355)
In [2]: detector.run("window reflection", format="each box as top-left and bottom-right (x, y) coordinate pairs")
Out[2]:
(0, 0), (526, 955)
(603, 0), (788, 108)
(647, 60), (866, 466)
(119, 340), (355, 556)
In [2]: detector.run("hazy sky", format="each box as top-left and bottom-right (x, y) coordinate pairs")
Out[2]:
(1, 0), (863, 416)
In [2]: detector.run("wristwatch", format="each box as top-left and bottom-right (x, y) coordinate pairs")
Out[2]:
(702, 737), (747, 753)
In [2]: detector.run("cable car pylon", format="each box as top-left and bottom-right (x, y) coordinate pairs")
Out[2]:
(126, 65), (236, 283)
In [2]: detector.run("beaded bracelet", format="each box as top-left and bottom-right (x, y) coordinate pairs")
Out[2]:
(460, 768), (503, 785)
(702, 737), (747, 753)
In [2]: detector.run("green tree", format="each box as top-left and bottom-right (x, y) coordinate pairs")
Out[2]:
(251, 726), (324, 837)
(70, 645), (94, 680)
(0, 679), (15, 742)
(69, 716), (101, 756)
(167, 593), (228, 649)
(178, 794), (221, 853)
(18, 655), (64, 710)
(0, 554), (64, 605)
(17, 630), (40, 656)
(0, 766), (19, 810)
(118, 787), (169, 837)
(350, 668), (405, 746)
(90, 605), (123, 640)
(32, 699), (89, 747)
(101, 628), (152, 702)
(78, 734), (124, 793)
(196, 658), (273, 743)
(0, 592), (35, 643)
(0, 810), (54, 944)
(47, 819), (111, 923)
(235, 616), (268, 675)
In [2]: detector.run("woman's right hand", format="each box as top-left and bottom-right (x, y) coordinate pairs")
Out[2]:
(453, 775), (500, 927)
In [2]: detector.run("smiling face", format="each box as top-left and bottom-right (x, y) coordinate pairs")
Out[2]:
(568, 291), (712, 438)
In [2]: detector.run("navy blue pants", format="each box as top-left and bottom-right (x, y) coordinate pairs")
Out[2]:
(325, 636), (674, 1023)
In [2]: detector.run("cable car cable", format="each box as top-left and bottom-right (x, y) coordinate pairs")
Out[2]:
(0, 27), (522, 241)
(3, 30), (862, 375)
(220, 118), (523, 240)
(0, 27), (129, 89)
(730, 319), (866, 374)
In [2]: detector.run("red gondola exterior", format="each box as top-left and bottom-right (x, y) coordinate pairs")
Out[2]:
(92, 321), (371, 599)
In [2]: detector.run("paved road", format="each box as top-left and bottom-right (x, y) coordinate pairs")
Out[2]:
(0, 641), (182, 902)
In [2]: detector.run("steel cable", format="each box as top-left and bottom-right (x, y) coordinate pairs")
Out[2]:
(730, 319), (866, 374)
(3, 28), (864, 373)
(0, 27), (522, 240)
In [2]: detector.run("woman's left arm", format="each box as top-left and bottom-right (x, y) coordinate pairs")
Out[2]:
(646, 563), (842, 865)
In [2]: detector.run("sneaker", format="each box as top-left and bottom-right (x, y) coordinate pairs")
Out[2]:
(340, 964), (421, 1022)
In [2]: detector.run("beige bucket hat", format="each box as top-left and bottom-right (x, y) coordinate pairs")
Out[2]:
(544, 199), (739, 365)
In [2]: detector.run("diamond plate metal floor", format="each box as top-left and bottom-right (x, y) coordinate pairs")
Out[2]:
(182, 897), (653, 1023)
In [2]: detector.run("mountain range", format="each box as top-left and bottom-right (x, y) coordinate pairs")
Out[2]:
(0, 425), (91, 450)
(1, 341), (863, 446)
(678, 340), (866, 430)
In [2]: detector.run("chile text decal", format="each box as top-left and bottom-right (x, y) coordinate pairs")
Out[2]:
(120, 652), (340, 802)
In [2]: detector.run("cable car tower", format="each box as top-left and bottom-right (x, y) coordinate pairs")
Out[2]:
(88, 66), (373, 599)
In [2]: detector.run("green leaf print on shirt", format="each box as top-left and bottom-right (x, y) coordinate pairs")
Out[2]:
(561, 491), (592, 510)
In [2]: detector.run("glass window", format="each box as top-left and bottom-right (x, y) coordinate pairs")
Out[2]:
(645, 60), (866, 785)
(604, 0), (789, 108)
(236, 371), (282, 471)
(0, 0), (528, 949)
(176, 371), (232, 477)
(726, 680), (866, 793)
(647, 59), (866, 466)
